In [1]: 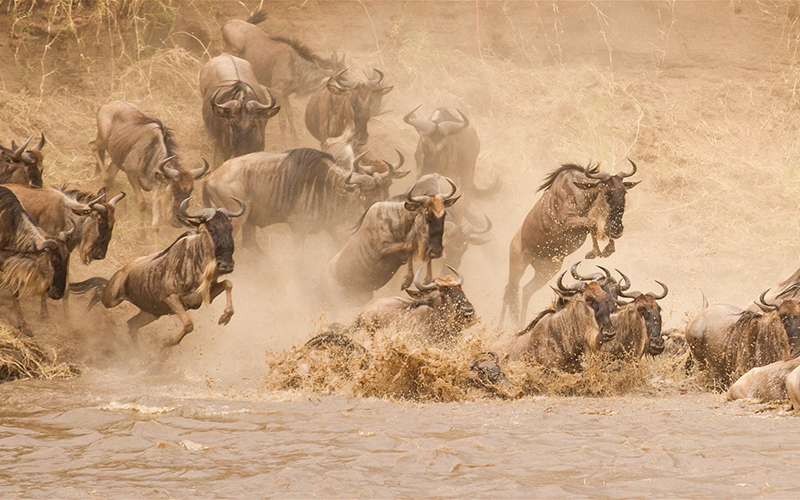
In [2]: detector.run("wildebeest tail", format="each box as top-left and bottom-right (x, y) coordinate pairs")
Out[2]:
(202, 180), (212, 209)
(69, 277), (108, 310)
(246, 10), (267, 25)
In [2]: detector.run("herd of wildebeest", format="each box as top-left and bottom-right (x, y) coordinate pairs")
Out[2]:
(3, 11), (800, 402)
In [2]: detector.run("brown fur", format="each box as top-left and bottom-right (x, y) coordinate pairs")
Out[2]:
(221, 14), (345, 139)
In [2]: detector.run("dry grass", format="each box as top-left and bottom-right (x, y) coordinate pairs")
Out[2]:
(0, 320), (78, 382)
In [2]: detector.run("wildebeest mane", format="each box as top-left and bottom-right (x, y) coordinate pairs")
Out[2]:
(0, 186), (27, 221)
(59, 186), (95, 203)
(153, 231), (193, 260)
(271, 36), (328, 67)
(724, 309), (790, 380)
(537, 163), (601, 193)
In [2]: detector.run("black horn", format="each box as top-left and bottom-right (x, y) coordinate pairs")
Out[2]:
(653, 280), (669, 300)
(445, 264), (464, 286)
(12, 135), (32, 160)
(619, 158), (638, 178)
(403, 105), (436, 135)
(413, 266), (436, 291)
(191, 159), (210, 180)
(437, 109), (470, 136)
(158, 156), (179, 180)
(179, 197), (215, 222)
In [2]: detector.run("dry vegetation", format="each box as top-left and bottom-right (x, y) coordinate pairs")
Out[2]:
(2, 1), (800, 394)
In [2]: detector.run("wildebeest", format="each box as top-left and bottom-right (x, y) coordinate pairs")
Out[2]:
(202, 147), (406, 252)
(500, 160), (640, 325)
(5, 185), (125, 319)
(686, 292), (800, 387)
(200, 54), (280, 166)
(319, 175), (459, 310)
(0, 134), (46, 187)
(355, 265), (475, 344)
(404, 106), (498, 199)
(443, 214), (492, 268)
(305, 68), (392, 149)
(91, 100), (209, 226)
(0, 187), (71, 336)
(606, 275), (668, 360)
(70, 197), (245, 348)
(492, 271), (617, 372)
(727, 355), (800, 403)
(222, 11), (345, 140)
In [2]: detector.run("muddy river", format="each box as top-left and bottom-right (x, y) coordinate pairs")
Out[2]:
(1, 371), (798, 498)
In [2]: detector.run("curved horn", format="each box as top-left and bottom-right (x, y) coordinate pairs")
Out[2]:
(464, 214), (493, 236)
(367, 68), (385, 88)
(330, 68), (357, 89)
(58, 219), (76, 241)
(413, 266), (436, 291)
(596, 265), (612, 282)
(191, 159), (210, 179)
(158, 156), (179, 180)
(652, 280), (669, 300)
(437, 109), (470, 136)
(443, 176), (458, 199)
(12, 135), (32, 160)
(211, 87), (241, 115)
(36, 238), (58, 252)
(445, 264), (464, 286)
(615, 268), (632, 292)
(218, 196), (246, 218)
(619, 158), (638, 178)
(405, 179), (427, 205)
(109, 192), (126, 206)
(757, 290), (777, 312)
(556, 270), (582, 292)
(376, 149), (405, 180)
(403, 105), (436, 136)
(178, 196), (215, 222)
(584, 161), (609, 180)
(86, 192), (106, 207)
(33, 133), (45, 152)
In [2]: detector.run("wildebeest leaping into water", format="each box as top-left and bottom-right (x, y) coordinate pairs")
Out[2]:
(500, 160), (640, 325)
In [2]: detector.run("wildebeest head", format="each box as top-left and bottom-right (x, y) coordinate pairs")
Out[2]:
(326, 68), (393, 147)
(404, 106), (470, 168)
(404, 176), (460, 260)
(755, 292), (800, 353)
(178, 196), (246, 275)
(573, 159), (640, 240)
(407, 265), (476, 331)
(443, 214), (492, 268)
(80, 189), (126, 263)
(553, 271), (617, 344)
(570, 261), (618, 299)
(159, 157), (210, 227)
(339, 149), (409, 207)
(0, 134), (46, 187)
(211, 82), (280, 157)
(36, 220), (74, 300)
(618, 279), (669, 355)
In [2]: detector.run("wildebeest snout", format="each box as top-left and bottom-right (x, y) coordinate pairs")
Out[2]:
(217, 261), (234, 274)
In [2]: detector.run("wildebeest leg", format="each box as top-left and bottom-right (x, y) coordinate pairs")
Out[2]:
(163, 294), (194, 347)
(241, 221), (262, 252)
(500, 232), (528, 325)
(12, 293), (33, 338)
(401, 257), (415, 290)
(210, 280), (234, 325)
(586, 233), (603, 260)
(39, 294), (49, 321)
(425, 259), (434, 285)
(599, 238), (616, 258)
(520, 259), (562, 325)
(102, 162), (119, 200)
(127, 310), (158, 348)
(89, 140), (105, 177)
(127, 176), (147, 213)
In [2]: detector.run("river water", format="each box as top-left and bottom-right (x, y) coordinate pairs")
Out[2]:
(1, 370), (799, 498)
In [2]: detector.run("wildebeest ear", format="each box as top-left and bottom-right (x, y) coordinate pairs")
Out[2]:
(404, 201), (421, 212)
(405, 289), (425, 299)
(574, 181), (598, 190)
(372, 85), (393, 96)
(444, 195), (461, 207)
(623, 180), (641, 189)
(326, 81), (348, 95)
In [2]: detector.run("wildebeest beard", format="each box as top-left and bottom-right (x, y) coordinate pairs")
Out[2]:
(47, 245), (69, 300)
(204, 212), (235, 275)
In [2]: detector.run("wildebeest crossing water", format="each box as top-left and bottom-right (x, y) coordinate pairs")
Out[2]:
(5, 1), (800, 497)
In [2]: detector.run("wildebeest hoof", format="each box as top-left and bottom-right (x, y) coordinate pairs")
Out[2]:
(469, 352), (519, 398)
(585, 249), (600, 260)
(20, 327), (34, 338)
(218, 310), (233, 325)
(599, 241), (616, 258)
